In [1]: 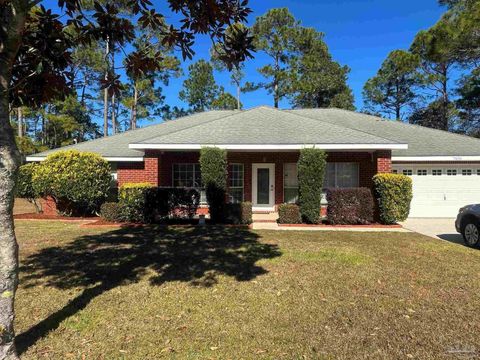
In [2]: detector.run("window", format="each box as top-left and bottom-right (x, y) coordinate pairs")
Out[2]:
(478, 169), (480, 176)
(447, 169), (457, 176)
(402, 169), (413, 176)
(173, 163), (201, 187)
(284, 163), (299, 203)
(110, 163), (118, 187)
(392, 169), (398, 174)
(432, 169), (442, 176)
(417, 169), (427, 176)
(229, 164), (244, 203)
(462, 169), (472, 176)
(324, 163), (359, 188)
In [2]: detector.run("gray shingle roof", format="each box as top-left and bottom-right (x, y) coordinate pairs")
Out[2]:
(289, 108), (480, 157)
(27, 106), (480, 160)
(134, 106), (399, 145)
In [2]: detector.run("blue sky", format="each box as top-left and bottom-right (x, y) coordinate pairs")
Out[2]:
(157, 0), (445, 117)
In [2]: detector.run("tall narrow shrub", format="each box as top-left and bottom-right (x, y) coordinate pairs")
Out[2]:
(200, 147), (227, 223)
(373, 173), (413, 224)
(298, 148), (327, 224)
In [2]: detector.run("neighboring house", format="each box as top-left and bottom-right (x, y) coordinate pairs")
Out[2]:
(27, 106), (480, 218)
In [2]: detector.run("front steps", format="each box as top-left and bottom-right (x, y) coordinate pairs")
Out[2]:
(252, 212), (279, 223)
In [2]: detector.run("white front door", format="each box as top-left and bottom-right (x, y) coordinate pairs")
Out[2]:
(252, 163), (275, 211)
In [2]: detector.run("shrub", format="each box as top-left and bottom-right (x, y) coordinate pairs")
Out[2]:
(16, 163), (41, 213)
(32, 150), (112, 216)
(118, 183), (154, 223)
(373, 173), (413, 224)
(326, 188), (374, 225)
(277, 204), (301, 224)
(298, 148), (327, 224)
(225, 202), (252, 225)
(100, 202), (124, 222)
(200, 147), (227, 223)
(119, 184), (201, 223)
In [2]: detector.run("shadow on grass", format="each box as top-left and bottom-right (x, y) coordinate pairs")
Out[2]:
(16, 225), (280, 354)
(437, 233), (465, 245)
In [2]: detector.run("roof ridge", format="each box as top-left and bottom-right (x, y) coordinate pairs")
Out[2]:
(318, 108), (480, 143)
(138, 106), (401, 145)
(287, 108), (402, 145)
(135, 108), (255, 144)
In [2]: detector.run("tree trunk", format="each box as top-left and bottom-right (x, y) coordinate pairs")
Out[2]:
(103, 39), (110, 137)
(16, 107), (23, 137)
(111, 92), (117, 134)
(0, 1), (27, 358)
(131, 83), (138, 130)
(236, 83), (241, 110)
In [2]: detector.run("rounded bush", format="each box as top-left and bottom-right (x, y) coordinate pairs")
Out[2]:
(326, 188), (374, 225)
(373, 173), (413, 224)
(32, 150), (112, 216)
(278, 204), (302, 224)
(16, 163), (41, 213)
(118, 183), (155, 223)
(100, 202), (124, 222)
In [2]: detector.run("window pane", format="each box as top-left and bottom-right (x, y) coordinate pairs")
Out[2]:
(284, 188), (299, 204)
(257, 168), (270, 204)
(324, 163), (336, 188)
(284, 163), (298, 187)
(230, 164), (244, 187)
(336, 163), (359, 188)
(229, 188), (243, 204)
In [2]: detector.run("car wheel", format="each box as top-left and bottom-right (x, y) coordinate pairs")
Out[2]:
(462, 222), (480, 247)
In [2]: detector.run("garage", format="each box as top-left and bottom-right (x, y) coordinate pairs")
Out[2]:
(392, 164), (480, 218)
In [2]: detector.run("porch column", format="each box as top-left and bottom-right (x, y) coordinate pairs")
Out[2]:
(375, 150), (392, 173)
(144, 150), (160, 185)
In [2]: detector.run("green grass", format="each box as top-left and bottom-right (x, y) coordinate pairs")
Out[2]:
(14, 221), (480, 359)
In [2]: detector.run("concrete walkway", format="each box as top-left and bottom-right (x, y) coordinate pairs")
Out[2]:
(401, 218), (463, 243)
(252, 222), (410, 232)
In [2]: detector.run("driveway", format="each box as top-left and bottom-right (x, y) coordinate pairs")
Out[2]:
(401, 218), (463, 244)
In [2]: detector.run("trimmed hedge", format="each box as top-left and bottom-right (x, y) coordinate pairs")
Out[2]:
(225, 202), (253, 225)
(373, 173), (413, 224)
(100, 202), (124, 222)
(32, 150), (112, 216)
(298, 148), (327, 224)
(118, 183), (200, 223)
(119, 183), (154, 223)
(326, 188), (374, 225)
(16, 163), (41, 213)
(277, 204), (301, 224)
(200, 147), (227, 223)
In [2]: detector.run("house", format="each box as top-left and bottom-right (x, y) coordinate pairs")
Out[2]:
(27, 106), (480, 218)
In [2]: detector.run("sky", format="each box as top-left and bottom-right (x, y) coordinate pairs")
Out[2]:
(156, 0), (445, 117)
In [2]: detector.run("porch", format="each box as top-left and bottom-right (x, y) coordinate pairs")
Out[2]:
(116, 150), (392, 212)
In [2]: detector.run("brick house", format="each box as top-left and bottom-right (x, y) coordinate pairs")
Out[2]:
(28, 106), (480, 217)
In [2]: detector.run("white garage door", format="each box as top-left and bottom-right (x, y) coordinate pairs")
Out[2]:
(392, 165), (480, 218)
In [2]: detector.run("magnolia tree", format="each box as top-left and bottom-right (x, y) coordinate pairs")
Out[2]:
(0, 1), (253, 357)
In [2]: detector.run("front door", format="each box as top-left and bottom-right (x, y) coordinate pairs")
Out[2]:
(252, 163), (275, 211)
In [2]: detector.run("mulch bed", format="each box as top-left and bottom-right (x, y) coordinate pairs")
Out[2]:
(14, 213), (97, 221)
(278, 223), (402, 228)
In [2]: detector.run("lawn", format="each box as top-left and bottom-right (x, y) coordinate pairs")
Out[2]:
(14, 221), (480, 359)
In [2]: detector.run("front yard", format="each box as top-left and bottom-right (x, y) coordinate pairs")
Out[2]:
(14, 221), (480, 359)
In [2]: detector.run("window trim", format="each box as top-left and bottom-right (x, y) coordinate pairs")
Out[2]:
(228, 163), (244, 203)
(172, 163), (202, 188)
(283, 163), (299, 204)
(325, 162), (360, 188)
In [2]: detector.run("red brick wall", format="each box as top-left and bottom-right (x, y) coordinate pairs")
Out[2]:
(117, 150), (159, 186)
(40, 196), (57, 215)
(116, 150), (393, 204)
